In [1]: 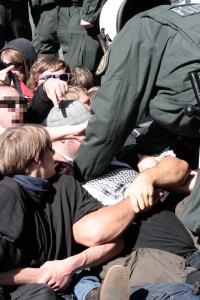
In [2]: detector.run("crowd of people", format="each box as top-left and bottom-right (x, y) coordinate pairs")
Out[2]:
(1, 0), (200, 299)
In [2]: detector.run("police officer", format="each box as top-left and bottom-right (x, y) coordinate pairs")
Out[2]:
(74, 1), (200, 181)
(0, 0), (32, 49)
(29, 0), (106, 74)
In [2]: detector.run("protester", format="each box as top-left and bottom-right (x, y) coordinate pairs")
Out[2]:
(0, 38), (37, 100)
(0, 124), (196, 300)
(27, 57), (70, 93)
(69, 66), (94, 90)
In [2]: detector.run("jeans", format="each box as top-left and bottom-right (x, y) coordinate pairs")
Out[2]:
(59, 270), (100, 300)
(131, 282), (200, 299)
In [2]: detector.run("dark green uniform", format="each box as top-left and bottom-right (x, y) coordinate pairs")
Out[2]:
(30, 0), (106, 73)
(0, 0), (32, 49)
(74, 4), (200, 181)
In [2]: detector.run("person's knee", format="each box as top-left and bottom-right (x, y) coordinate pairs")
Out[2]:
(9, 283), (59, 300)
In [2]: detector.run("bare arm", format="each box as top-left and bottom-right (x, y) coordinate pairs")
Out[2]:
(125, 156), (190, 213)
(73, 197), (136, 247)
(0, 238), (123, 291)
(46, 121), (87, 142)
(73, 157), (190, 246)
(172, 169), (198, 194)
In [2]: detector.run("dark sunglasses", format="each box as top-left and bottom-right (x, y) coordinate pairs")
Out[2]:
(38, 73), (70, 82)
(6, 62), (23, 69)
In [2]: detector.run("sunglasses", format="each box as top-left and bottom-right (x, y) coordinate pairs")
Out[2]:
(6, 62), (23, 69)
(37, 73), (70, 82)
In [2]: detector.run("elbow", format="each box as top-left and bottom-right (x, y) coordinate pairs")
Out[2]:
(73, 219), (110, 247)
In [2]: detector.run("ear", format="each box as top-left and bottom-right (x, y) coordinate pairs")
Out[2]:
(33, 153), (41, 164)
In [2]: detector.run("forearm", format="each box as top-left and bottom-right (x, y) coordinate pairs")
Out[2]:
(141, 157), (190, 189)
(47, 122), (87, 142)
(171, 169), (198, 194)
(73, 198), (135, 246)
(0, 268), (45, 286)
(63, 237), (124, 273)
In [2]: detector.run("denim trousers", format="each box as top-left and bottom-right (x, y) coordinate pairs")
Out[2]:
(131, 282), (200, 300)
(59, 270), (100, 300)
(59, 271), (200, 300)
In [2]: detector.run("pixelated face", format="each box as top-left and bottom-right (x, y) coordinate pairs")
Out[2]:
(0, 97), (28, 128)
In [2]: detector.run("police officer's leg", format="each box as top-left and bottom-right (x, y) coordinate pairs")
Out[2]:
(58, 5), (103, 73)
(0, 2), (8, 48)
(10, 0), (32, 41)
(9, 283), (62, 300)
(32, 5), (60, 57)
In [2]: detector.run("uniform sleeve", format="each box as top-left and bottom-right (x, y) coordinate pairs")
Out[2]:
(81, 0), (106, 23)
(74, 16), (168, 181)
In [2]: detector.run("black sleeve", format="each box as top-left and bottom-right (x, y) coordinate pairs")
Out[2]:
(0, 237), (29, 271)
(26, 84), (54, 124)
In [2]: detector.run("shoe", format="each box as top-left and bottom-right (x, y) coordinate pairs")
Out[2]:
(99, 265), (130, 300)
(85, 265), (130, 300)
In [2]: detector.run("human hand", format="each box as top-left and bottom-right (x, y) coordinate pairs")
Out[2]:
(80, 19), (94, 29)
(124, 173), (164, 213)
(137, 154), (159, 173)
(0, 65), (14, 86)
(43, 78), (68, 108)
(39, 259), (73, 291)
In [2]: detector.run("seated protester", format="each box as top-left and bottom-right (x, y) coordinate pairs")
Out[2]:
(62, 85), (92, 112)
(27, 57), (71, 93)
(0, 86), (88, 145)
(0, 124), (197, 300)
(0, 38), (37, 100)
(69, 65), (94, 90)
(0, 124), (132, 300)
(47, 100), (175, 205)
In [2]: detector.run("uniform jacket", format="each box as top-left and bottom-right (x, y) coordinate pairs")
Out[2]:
(30, 0), (106, 23)
(74, 4), (200, 181)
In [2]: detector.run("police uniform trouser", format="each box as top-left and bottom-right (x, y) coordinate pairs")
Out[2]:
(32, 4), (102, 72)
(0, 0), (32, 49)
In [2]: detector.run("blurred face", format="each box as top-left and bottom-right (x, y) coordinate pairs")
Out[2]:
(0, 87), (28, 128)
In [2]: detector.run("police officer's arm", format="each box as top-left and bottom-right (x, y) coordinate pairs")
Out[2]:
(81, 0), (106, 24)
(74, 15), (170, 181)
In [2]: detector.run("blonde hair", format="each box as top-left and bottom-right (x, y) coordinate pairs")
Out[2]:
(69, 65), (94, 89)
(0, 124), (50, 176)
(1, 49), (24, 66)
(27, 57), (70, 92)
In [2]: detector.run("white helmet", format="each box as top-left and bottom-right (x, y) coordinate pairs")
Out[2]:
(99, 0), (126, 42)
(99, 0), (172, 43)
